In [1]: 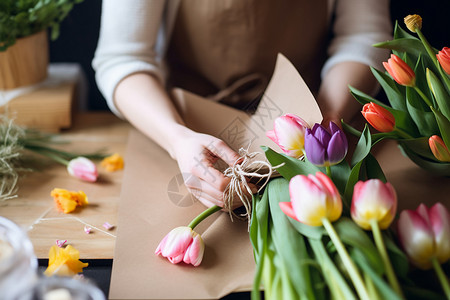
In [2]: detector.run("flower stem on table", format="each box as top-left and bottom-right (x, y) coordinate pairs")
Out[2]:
(370, 219), (404, 299)
(188, 205), (222, 229)
(431, 256), (450, 300)
(321, 217), (371, 300)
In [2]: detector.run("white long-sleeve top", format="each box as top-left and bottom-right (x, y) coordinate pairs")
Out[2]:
(93, 0), (392, 117)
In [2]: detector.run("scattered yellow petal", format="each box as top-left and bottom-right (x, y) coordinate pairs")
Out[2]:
(51, 188), (88, 214)
(404, 14), (422, 32)
(101, 153), (124, 172)
(44, 245), (88, 277)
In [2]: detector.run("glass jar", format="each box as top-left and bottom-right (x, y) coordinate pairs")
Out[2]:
(0, 216), (38, 299)
(18, 276), (106, 300)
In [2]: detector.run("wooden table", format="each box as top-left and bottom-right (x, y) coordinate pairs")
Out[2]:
(0, 112), (131, 259)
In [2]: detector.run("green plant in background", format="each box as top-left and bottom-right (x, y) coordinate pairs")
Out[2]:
(0, 0), (84, 51)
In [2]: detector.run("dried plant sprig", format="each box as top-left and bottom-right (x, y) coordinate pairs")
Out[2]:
(0, 117), (108, 200)
(0, 118), (28, 201)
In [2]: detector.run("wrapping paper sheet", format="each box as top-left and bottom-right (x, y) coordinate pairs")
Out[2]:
(109, 54), (323, 299)
(109, 129), (255, 300)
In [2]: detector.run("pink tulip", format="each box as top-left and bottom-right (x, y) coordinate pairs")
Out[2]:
(266, 114), (309, 158)
(279, 172), (342, 226)
(397, 203), (450, 269)
(351, 179), (397, 230)
(67, 157), (98, 182)
(155, 226), (204, 267)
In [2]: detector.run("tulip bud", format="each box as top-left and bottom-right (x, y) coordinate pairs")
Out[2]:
(383, 54), (416, 87)
(404, 14), (422, 33)
(67, 157), (98, 182)
(429, 135), (450, 162)
(437, 47), (450, 75)
(279, 172), (342, 226)
(155, 226), (205, 267)
(351, 179), (397, 230)
(397, 203), (450, 269)
(304, 122), (348, 167)
(362, 102), (395, 132)
(266, 114), (309, 158)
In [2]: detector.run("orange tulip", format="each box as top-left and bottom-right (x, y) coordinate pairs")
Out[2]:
(429, 135), (450, 162)
(437, 47), (450, 75)
(361, 102), (395, 132)
(383, 54), (416, 87)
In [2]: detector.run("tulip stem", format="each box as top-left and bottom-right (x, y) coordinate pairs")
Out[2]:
(394, 128), (414, 140)
(415, 29), (439, 69)
(413, 86), (434, 108)
(431, 257), (450, 300)
(28, 148), (69, 166)
(322, 218), (371, 300)
(370, 219), (404, 299)
(188, 205), (222, 229)
(325, 166), (332, 178)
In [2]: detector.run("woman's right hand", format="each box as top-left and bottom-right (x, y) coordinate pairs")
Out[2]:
(171, 130), (251, 209)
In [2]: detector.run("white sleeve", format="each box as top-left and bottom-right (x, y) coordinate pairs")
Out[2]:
(92, 0), (167, 117)
(321, 0), (392, 78)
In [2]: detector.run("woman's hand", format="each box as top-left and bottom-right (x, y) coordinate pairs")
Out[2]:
(172, 131), (252, 209)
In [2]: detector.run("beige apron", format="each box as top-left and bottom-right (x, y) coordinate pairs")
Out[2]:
(167, 0), (328, 109)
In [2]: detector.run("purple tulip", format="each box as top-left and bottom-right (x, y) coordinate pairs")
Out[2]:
(304, 122), (348, 167)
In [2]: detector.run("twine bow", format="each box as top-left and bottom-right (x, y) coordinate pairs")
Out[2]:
(222, 146), (283, 226)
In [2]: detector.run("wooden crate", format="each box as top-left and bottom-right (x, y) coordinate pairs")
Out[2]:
(0, 82), (75, 132)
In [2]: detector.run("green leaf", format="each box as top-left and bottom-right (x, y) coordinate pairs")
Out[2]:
(267, 178), (317, 299)
(413, 55), (435, 108)
(262, 146), (320, 180)
(398, 143), (450, 176)
(427, 68), (450, 120)
(431, 107), (450, 149)
(406, 87), (439, 136)
(371, 67), (407, 112)
(344, 160), (363, 204)
(383, 232), (409, 279)
(364, 153), (386, 182)
(333, 217), (383, 274)
(399, 137), (438, 161)
(351, 248), (402, 300)
(329, 159), (351, 196)
(309, 239), (357, 300)
(374, 38), (425, 60)
(393, 21), (416, 40)
(351, 125), (372, 167)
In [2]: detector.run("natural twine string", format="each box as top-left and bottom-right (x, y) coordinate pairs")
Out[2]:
(222, 146), (283, 227)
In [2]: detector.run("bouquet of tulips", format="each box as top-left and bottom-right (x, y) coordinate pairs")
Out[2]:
(249, 114), (450, 300)
(345, 14), (450, 176)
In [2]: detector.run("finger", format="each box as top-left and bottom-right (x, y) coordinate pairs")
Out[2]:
(188, 185), (223, 207)
(191, 161), (231, 191)
(206, 139), (241, 166)
(185, 177), (224, 203)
